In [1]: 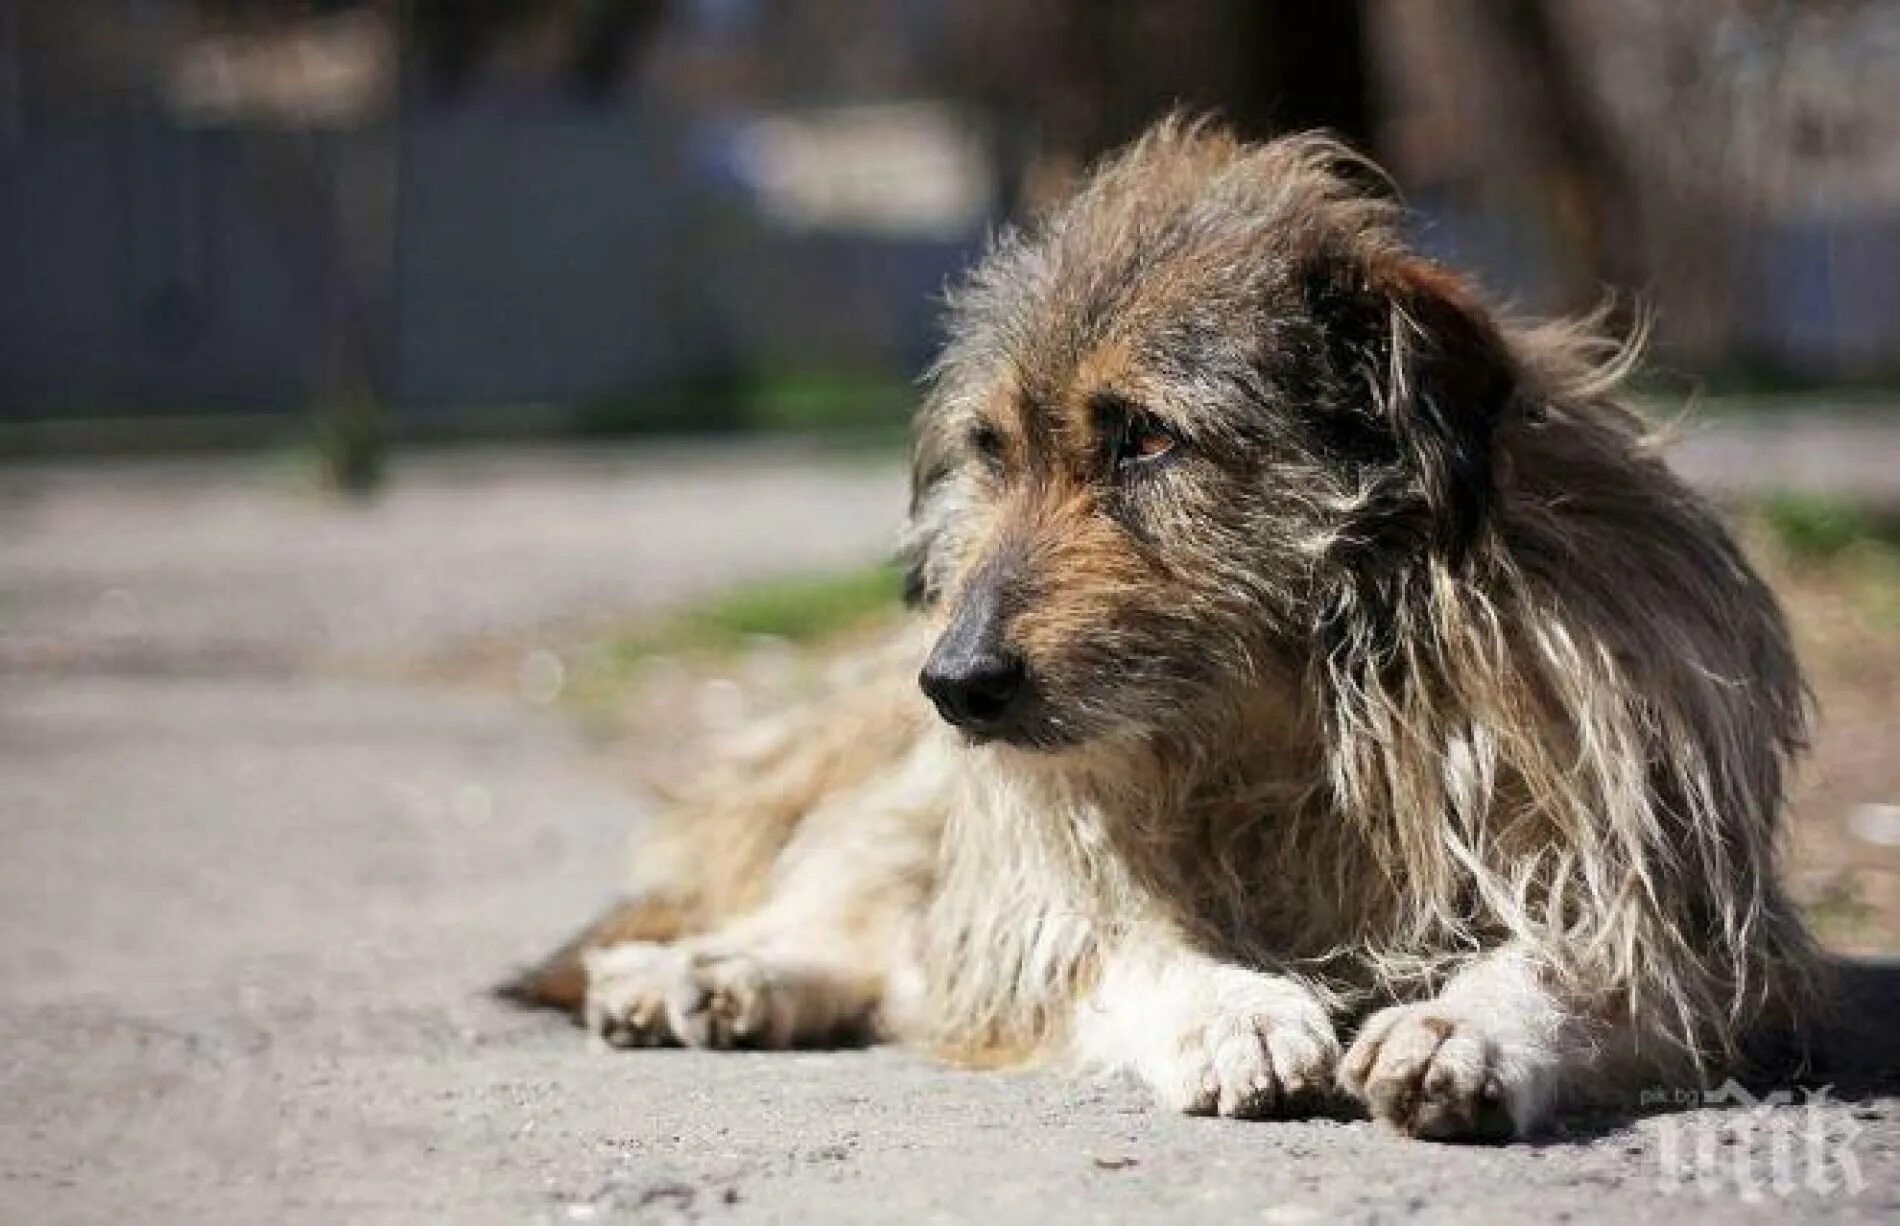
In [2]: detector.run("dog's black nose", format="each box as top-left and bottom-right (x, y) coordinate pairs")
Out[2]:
(919, 646), (1026, 733)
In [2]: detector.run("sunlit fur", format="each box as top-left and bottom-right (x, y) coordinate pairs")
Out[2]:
(506, 119), (1821, 1141)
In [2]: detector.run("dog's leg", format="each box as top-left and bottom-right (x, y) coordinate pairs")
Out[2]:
(583, 927), (888, 1051)
(586, 805), (930, 1052)
(665, 934), (887, 1050)
(1338, 946), (1583, 1142)
(1075, 928), (1340, 1119)
(583, 940), (688, 1048)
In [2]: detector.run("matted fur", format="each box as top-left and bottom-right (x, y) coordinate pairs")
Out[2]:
(505, 119), (1821, 1140)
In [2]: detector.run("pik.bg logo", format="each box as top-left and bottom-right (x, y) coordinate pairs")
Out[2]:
(1640, 1080), (1867, 1200)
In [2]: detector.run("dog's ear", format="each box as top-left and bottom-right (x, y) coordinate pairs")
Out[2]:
(1306, 254), (1520, 562)
(1377, 258), (1519, 560)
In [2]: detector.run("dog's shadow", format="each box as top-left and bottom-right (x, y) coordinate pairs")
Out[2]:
(1524, 955), (1900, 1145)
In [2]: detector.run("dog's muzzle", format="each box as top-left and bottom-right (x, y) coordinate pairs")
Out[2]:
(919, 584), (1027, 739)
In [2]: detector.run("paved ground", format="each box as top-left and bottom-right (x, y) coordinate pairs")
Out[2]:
(2, 433), (1896, 1224)
(0, 442), (905, 671)
(1664, 405), (1900, 505)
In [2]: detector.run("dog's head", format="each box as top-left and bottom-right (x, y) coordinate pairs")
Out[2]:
(906, 120), (1523, 749)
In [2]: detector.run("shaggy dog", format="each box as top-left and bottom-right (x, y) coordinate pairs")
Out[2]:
(504, 119), (1820, 1142)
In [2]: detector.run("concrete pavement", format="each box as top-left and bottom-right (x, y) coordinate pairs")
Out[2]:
(1, 437), (1895, 1224)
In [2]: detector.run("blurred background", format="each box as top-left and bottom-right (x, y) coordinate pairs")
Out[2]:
(3, 0), (1899, 466)
(2, 8), (1898, 1213)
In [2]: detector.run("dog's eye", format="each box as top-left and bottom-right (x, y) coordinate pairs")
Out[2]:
(1114, 413), (1178, 469)
(1091, 392), (1180, 476)
(970, 422), (1005, 467)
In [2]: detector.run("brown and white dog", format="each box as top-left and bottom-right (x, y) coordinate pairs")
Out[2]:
(504, 119), (1821, 1142)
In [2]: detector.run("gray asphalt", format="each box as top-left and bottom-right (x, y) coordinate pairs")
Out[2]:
(1663, 404), (1900, 505)
(1, 436), (1896, 1224)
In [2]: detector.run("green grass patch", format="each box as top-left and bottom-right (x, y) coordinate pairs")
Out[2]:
(1804, 875), (1882, 947)
(563, 563), (906, 716)
(637, 564), (904, 654)
(742, 370), (913, 436)
(575, 368), (913, 441)
(1749, 494), (1900, 631)
(561, 563), (904, 719)
(1754, 493), (1900, 561)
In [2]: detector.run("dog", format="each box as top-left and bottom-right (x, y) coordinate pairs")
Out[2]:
(503, 118), (1821, 1142)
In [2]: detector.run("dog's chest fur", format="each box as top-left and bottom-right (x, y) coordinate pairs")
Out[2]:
(901, 723), (1382, 1058)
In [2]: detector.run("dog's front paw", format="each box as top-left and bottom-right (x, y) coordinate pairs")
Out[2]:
(665, 951), (780, 1049)
(1146, 975), (1340, 1119)
(1340, 1005), (1536, 1142)
(583, 942), (683, 1048)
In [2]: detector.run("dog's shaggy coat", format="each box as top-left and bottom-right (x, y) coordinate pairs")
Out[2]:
(505, 120), (1820, 1141)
